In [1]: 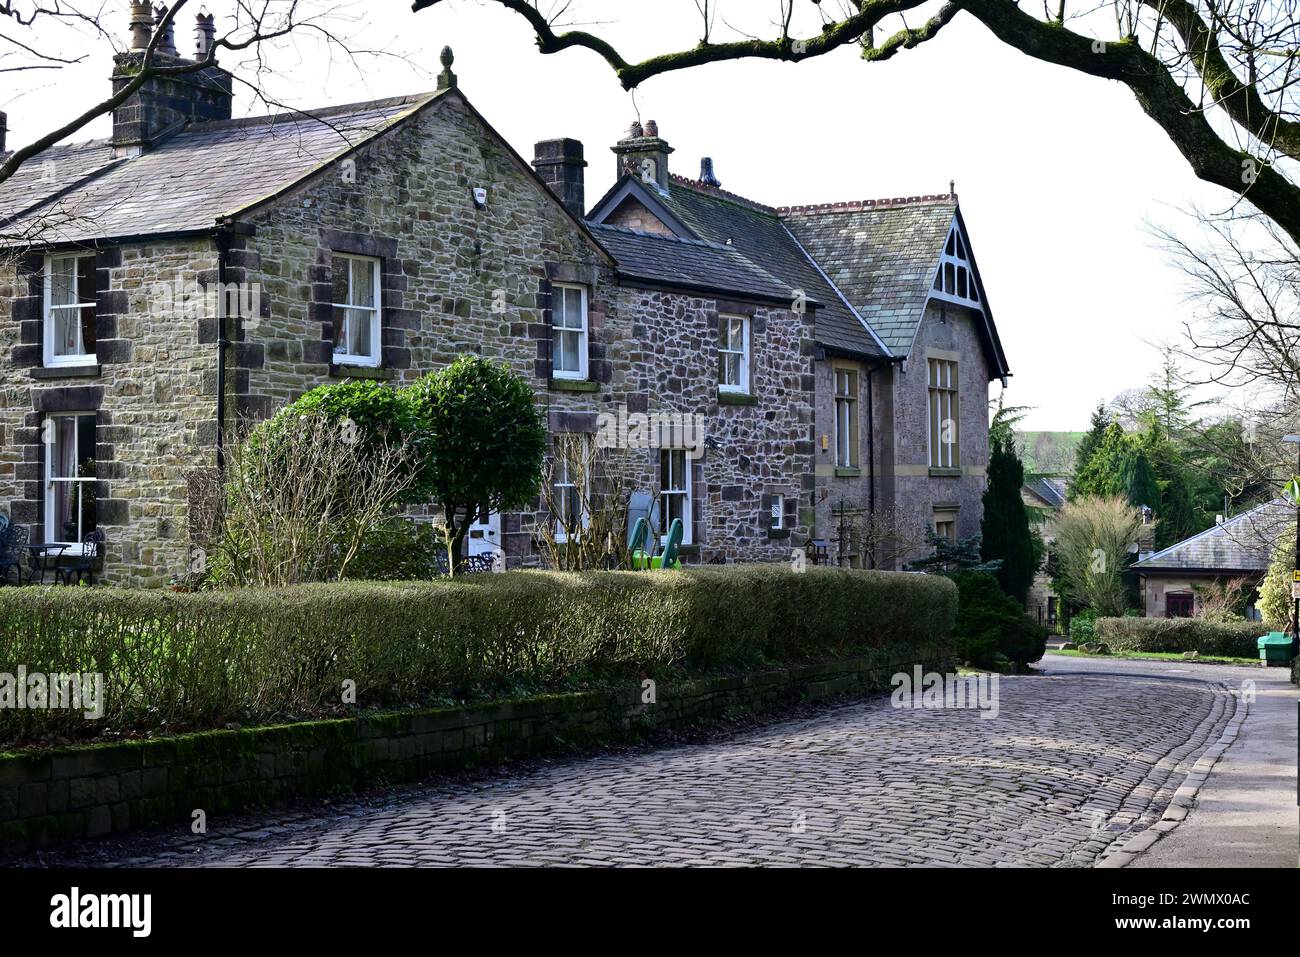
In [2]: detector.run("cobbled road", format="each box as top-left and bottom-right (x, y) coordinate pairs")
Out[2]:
(34, 658), (1246, 868)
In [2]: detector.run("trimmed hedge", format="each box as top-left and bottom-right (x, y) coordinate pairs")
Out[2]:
(1094, 617), (1266, 658)
(0, 566), (955, 748)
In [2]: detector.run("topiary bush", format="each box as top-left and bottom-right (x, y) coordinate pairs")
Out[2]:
(0, 565), (956, 748)
(1094, 617), (1266, 658)
(950, 570), (1048, 671)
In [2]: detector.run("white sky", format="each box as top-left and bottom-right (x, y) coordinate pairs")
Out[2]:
(2, 0), (1243, 430)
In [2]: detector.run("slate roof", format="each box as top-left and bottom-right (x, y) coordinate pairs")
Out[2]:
(1023, 475), (1068, 509)
(1133, 500), (1293, 573)
(779, 198), (955, 353)
(0, 93), (440, 245)
(651, 176), (891, 360)
(589, 223), (802, 304)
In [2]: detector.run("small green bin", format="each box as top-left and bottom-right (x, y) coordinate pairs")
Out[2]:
(1256, 631), (1294, 666)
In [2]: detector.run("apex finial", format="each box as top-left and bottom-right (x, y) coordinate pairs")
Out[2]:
(437, 46), (457, 89)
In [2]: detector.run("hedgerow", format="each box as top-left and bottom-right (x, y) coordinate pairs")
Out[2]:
(0, 565), (955, 748)
(1093, 616), (1267, 658)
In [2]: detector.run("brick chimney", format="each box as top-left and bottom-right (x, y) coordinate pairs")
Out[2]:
(532, 138), (587, 219)
(611, 119), (674, 190)
(111, 3), (233, 156)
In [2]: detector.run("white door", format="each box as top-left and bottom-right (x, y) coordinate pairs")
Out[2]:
(466, 509), (503, 562)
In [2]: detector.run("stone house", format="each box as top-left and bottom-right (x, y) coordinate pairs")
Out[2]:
(0, 10), (1010, 585)
(1133, 500), (1292, 620)
(1022, 474), (1067, 627)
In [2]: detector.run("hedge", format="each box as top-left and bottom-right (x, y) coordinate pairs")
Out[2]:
(1093, 617), (1267, 658)
(0, 565), (955, 748)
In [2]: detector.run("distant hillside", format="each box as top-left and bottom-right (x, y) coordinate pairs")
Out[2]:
(1015, 431), (1084, 475)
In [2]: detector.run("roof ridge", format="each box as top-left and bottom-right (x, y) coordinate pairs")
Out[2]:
(183, 92), (438, 134)
(777, 194), (956, 216)
(667, 173), (776, 214)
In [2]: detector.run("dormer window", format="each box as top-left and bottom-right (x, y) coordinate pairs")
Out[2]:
(931, 223), (981, 308)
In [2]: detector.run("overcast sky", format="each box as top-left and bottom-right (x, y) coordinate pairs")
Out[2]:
(2, 0), (1241, 430)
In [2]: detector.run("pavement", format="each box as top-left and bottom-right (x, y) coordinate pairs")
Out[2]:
(22, 653), (1295, 868)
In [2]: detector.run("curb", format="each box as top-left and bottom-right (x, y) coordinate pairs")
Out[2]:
(1096, 683), (1249, 868)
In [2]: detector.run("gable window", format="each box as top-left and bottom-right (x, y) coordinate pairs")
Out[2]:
(834, 368), (858, 468)
(659, 448), (692, 544)
(718, 314), (750, 393)
(931, 223), (981, 307)
(553, 434), (591, 542)
(44, 254), (97, 367)
(44, 412), (97, 546)
(551, 283), (588, 380)
(331, 253), (381, 366)
(928, 359), (959, 469)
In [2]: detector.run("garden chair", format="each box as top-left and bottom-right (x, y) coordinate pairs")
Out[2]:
(56, 529), (105, 586)
(0, 523), (28, 585)
(628, 516), (653, 570)
(650, 518), (683, 570)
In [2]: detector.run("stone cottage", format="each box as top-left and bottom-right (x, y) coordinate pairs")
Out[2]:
(0, 9), (1010, 585)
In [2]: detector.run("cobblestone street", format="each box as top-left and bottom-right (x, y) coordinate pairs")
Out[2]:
(26, 656), (1265, 868)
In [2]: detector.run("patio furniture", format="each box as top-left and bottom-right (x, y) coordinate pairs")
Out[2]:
(56, 529), (105, 586)
(628, 517), (652, 570)
(650, 518), (683, 570)
(461, 553), (497, 574)
(26, 542), (70, 585)
(0, 523), (27, 585)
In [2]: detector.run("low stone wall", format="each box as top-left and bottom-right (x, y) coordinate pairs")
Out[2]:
(0, 648), (948, 851)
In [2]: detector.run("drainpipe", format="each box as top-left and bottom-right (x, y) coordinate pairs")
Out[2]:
(214, 227), (231, 474)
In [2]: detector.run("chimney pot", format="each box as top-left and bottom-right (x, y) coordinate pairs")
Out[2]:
(626, 120), (643, 138)
(612, 119), (673, 189)
(699, 157), (721, 188)
(128, 1), (153, 51)
(153, 4), (178, 56)
(644, 119), (658, 137)
(195, 11), (216, 60)
(532, 138), (587, 220)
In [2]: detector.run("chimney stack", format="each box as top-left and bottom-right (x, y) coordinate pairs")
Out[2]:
(153, 4), (178, 56)
(699, 157), (721, 188)
(612, 119), (674, 190)
(532, 138), (587, 220)
(111, 9), (233, 154)
(194, 12), (216, 59)
(0, 112), (7, 155)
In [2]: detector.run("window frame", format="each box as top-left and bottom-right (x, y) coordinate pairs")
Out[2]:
(43, 253), (98, 368)
(928, 358), (960, 469)
(552, 434), (592, 543)
(43, 411), (97, 549)
(769, 493), (784, 531)
(934, 510), (958, 543)
(550, 282), (589, 381)
(330, 252), (383, 368)
(659, 448), (693, 545)
(833, 367), (859, 468)
(930, 223), (981, 308)
(717, 313), (751, 394)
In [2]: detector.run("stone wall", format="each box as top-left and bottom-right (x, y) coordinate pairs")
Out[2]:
(0, 647), (953, 851)
(0, 240), (221, 586)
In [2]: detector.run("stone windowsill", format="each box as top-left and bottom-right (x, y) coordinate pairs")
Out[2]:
(31, 365), (101, 380)
(717, 390), (757, 406)
(833, 466), (862, 478)
(330, 364), (396, 380)
(929, 467), (962, 478)
(549, 378), (599, 393)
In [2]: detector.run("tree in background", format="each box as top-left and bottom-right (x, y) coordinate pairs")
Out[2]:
(1069, 404), (1110, 497)
(1054, 496), (1145, 617)
(1258, 524), (1298, 632)
(981, 430), (1040, 605)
